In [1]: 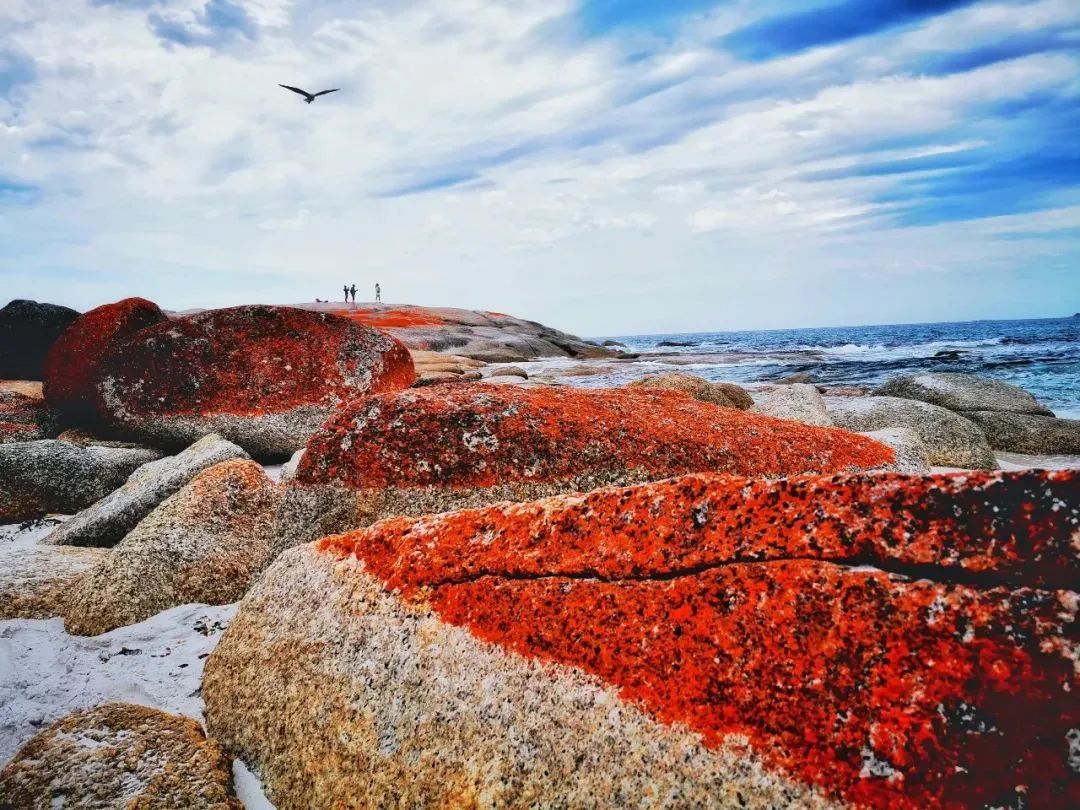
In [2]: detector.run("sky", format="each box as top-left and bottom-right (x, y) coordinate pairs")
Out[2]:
(1, 0), (1078, 335)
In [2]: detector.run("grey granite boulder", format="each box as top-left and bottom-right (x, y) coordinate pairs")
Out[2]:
(751, 384), (832, 426)
(45, 433), (248, 547)
(824, 396), (996, 469)
(857, 427), (930, 474)
(0, 521), (106, 620)
(64, 460), (281, 636)
(875, 372), (1053, 416)
(0, 440), (162, 523)
(964, 411), (1080, 455)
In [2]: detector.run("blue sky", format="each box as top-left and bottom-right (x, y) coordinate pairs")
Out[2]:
(1, 0), (1077, 333)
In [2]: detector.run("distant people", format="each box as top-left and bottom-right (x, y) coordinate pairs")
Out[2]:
(375, 283), (381, 303)
(349, 284), (357, 304)
(343, 284), (349, 303)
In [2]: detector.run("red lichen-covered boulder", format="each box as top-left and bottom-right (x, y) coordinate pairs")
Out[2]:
(205, 469), (1079, 809)
(95, 305), (416, 459)
(43, 297), (168, 426)
(278, 382), (894, 550)
(0, 381), (58, 443)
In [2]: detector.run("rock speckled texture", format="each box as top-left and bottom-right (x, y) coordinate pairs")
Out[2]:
(751, 383), (833, 426)
(64, 459), (281, 636)
(95, 305), (416, 458)
(0, 523), (106, 620)
(207, 469), (1078, 809)
(46, 433), (248, 547)
(824, 395), (997, 469)
(0, 383), (57, 444)
(0, 703), (241, 808)
(0, 299), (79, 380)
(626, 372), (753, 409)
(276, 383), (892, 550)
(965, 410), (1080, 454)
(43, 296), (167, 426)
(0, 440), (162, 523)
(857, 427), (930, 473)
(875, 372), (1054, 416)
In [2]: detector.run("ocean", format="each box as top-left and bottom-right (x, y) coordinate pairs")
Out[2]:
(563, 316), (1080, 419)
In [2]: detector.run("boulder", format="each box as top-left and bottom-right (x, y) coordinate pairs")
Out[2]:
(824, 395), (997, 469)
(489, 365), (529, 379)
(95, 305), (416, 459)
(777, 371), (815, 384)
(64, 460), (281, 636)
(0, 383), (57, 444)
(857, 427), (930, 473)
(751, 383), (832, 426)
(0, 299), (79, 380)
(625, 372), (752, 410)
(0, 703), (241, 808)
(276, 383), (893, 551)
(0, 522), (106, 620)
(0, 440), (162, 523)
(205, 469), (1079, 809)
(45, 433), (248, 548)
(43, 296), (167, 426)
(965, 411), (1080, 455)
(875, 372), (1053, 416)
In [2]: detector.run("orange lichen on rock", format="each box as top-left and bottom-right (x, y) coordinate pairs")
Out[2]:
(43, 297), (167, 424)
(320, 469), (1080, 809)
(297, 383), (894, 489)
(331, 307), (448, 329)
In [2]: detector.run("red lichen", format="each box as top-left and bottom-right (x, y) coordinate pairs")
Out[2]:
(297, 383), (893, 488)
(320, 469), (1080, 809)
(96, 305), (415, 419)
(43, 297), (167, 423)
(331, 307), (448, 329)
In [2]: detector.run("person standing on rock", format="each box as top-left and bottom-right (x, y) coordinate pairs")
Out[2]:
(349, 284), (357, 305)
(343, 284), (349, 303)
(375, 283), (381, 304)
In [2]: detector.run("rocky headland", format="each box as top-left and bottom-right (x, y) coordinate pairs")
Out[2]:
(1, 297), (1077, 809)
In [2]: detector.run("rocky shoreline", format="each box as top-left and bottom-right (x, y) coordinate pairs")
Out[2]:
(1, 298), (1077, 808)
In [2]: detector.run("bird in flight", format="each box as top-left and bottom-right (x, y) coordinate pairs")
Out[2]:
(279, 84), (340, 104)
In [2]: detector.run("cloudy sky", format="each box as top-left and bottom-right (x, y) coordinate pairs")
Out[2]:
(1, 0), (1078, 334)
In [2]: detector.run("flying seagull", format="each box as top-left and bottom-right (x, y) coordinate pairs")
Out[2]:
(279, 84), (340, 104)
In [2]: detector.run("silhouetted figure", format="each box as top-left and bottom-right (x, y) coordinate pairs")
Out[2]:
(349, 284), (357, 304)
(343, 285), (349, 303)
(375, 283), (381, 303)
(279, 85), (340, 104)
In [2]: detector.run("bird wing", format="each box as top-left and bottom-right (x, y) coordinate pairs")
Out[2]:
(312, 88), (341, 97)
(279, 84), (313, 98)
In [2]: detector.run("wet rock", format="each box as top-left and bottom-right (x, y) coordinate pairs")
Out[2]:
(0, 299), (79, 380)
(824, 395), (997, 469)
(778, 371), (815, 384)
(857, 427), (930, 473)
(95, 305), (416, 459)
(64, 460), (281, 636)
(205, 469), (1079, 809)
(751, 383), (832, 426)
(0, 383), (58, 444)
(0, 703), (241, 808)
(965, 411), (1080, 455)
(602, 339), (627, 348)
(43, 296), (167, 426)
(875, 372), (1053, 417)
(0, 441), (162, 523)
(626, 372), (752, 410)
(46, 433), (248, 547)
(276, 383), (893, 550)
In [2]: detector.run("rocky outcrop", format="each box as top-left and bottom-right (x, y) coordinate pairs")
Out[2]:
(875, 372), (1054, 416)
(0, 382), (57, 444)
(0, 703), (241, 808)
(0, 440), (161, 523)
(410, 349), (486, 385)
(46, 433), (248, 548)
(857, 427), (930, 473)
(43, 296), (167, 426)
(0, 299), (80, 380)
(276, 383), (893, 550)
(965, 411), (1080, 455)
(751, 383), (832, 426)
(204, 469), (1079, 809)
(625, 372), (752, 409)
(95, 305), (416, 458)
(64, 460), (281, 636)
(305, 302), (617, 362)
(824, 395), (997, 469)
